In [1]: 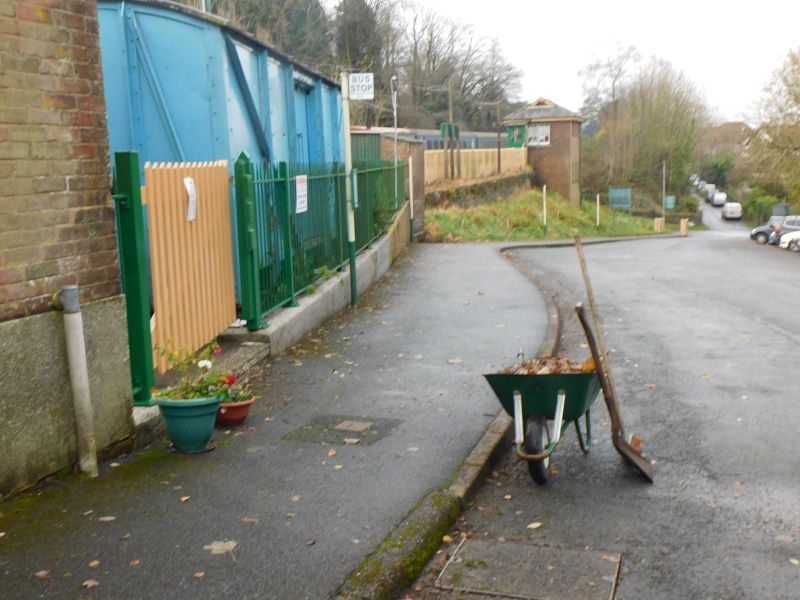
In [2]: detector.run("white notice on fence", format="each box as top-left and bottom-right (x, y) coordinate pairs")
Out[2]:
(296, 175), (308, 214)
(184, 177), (197, 222)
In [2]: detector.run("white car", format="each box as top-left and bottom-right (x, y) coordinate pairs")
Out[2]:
(778, 230), (800, 250)
(712, 192), (728, 207)
(721, 201), (741, 219)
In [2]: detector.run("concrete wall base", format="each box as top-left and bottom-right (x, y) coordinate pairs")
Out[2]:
(0, 296), (133, 497)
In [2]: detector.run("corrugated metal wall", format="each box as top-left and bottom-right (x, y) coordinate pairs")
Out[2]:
(97, 0), (344, 170)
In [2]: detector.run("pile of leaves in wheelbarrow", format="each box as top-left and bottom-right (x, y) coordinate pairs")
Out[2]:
(500, 355), (595, 375)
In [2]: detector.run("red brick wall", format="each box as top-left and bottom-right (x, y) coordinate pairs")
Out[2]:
(527, 120), (580, 204)
(0, 0), (119, 321)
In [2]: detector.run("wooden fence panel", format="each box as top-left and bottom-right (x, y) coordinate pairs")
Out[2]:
(141, 161), (236, 373)
(424, 147), (529, 185)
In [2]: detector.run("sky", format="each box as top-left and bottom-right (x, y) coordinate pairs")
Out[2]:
(409, 0), (800, 124)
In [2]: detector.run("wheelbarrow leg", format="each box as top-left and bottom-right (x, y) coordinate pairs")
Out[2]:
(574, 409), (592, 454)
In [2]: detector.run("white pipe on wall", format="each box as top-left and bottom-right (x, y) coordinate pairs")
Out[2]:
(54, 285), (99, 477)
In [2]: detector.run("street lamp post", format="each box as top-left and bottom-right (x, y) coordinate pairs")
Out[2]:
(390, 74), (398, 198)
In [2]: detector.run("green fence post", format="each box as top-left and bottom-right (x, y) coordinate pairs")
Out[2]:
(279, 162), (298, 306)
(112, 151), (154, 406)
(234, 152), (266, 331)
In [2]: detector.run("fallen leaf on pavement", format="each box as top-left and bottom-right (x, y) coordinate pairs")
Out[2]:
(97, 516), (116, 522)
(119, 533), (130, 540)
(646, 383), (657, 390)
(83, 510), (93, 516)
(180, 496), (191, 503)
(264, 416), (274, 422)
(194, 572), (205, 579)
(306, 539), (316, 546)
(204, 540), (238, 555)
(775, 535), (794, 543)
(334, 464), (344, 470)
(790, 558), (800, 567)
(408, 447), (418, 452)
(88, 560), (100, 568)
(291, 495), (301, 502)
(327, 449), (337, 457)
(527, 522), (543, 530)
(129, 560), (140, 566)
(286, 513), (296, 519)
(503, 495), (512, 500)
(602, 554), (620, 563)
(344, 438), (360, 445)
(442, 535), (453, 544)
(0, 532), (5, 538)
(110, 462), (120, 468)
(241, 517), (260, 524)
(82, 579), (100, 589)
(34, 570), (50, 580)
(447, 358), (463, 365)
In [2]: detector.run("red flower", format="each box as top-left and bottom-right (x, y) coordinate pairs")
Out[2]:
(225, 375), (238, 385)
(213, 347), (222, 356)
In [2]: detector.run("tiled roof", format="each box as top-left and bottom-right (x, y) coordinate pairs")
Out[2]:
(504, 98), (582, 122)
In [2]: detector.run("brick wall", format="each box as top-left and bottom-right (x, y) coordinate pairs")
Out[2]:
(527, 120), (580, 204)
(0, 0), (119, 321)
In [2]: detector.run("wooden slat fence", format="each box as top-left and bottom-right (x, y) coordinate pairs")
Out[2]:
(424, 147), (529, 185)
(141, 161), (236, 373)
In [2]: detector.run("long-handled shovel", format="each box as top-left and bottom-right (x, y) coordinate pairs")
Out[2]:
(574, 237), (654, 482)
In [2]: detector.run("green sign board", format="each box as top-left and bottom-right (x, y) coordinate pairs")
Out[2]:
(664, 195), (676, 210)
(609, 186), (632, 210)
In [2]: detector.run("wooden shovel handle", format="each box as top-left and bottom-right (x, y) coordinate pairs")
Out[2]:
(575, 303), (625, 434)
(574, 236), (621, 415)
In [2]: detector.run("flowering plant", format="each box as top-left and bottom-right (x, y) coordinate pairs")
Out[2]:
(152, 342), (253, 402)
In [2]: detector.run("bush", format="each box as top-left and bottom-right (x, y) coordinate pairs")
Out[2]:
(742, 189), (782, 225)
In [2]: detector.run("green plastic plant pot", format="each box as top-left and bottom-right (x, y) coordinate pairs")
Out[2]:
(156, 396), (220, 453)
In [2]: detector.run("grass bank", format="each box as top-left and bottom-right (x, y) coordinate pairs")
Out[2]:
(425, 189), (676, 242)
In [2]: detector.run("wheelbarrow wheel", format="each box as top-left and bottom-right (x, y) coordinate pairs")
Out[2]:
(525, 415), (551, 484)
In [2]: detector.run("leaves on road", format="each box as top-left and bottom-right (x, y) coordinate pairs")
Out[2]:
(33, 570), (50, 580)
(327, 449), (337, 457)
(82, 579), (100, 589)
(88, 560), (100, 568)
(194, 571), (205, 578)
(344, 438), (360, 445)
(241, 516), (260, 524)
(97, 516), (116, 522)
(204, 540), (238, 557)
(447, 358), (464, 365)
(527, 522), (543, 530)
(180, 496), (191, 503)
(442, 535), (453, 544)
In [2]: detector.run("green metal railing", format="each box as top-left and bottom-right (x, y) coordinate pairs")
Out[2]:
(112, 151), (155, 406)
(234, 153), (406, 330)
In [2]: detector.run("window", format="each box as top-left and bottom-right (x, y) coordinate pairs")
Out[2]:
(526, 123), (550, 147)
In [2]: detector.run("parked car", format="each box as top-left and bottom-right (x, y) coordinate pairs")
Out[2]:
(751, 216), (785, 244)
(769, 215), (800, 245)
(721, 201), (742, 219)
(778, 230), (800, 250)
(711, 192), (727, 207)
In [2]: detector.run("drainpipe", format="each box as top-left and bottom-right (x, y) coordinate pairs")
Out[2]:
(53, 285), (99, 478)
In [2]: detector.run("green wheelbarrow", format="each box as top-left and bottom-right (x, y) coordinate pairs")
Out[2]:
(484, 371), (601, 484)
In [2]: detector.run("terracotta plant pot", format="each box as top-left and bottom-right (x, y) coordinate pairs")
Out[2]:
(216, 397), (256, 426)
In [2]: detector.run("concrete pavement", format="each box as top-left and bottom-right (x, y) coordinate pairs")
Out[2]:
(0, 243), (549, 600)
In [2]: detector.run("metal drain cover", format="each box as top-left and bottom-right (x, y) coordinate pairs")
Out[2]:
(283, 414), (401, 446)
(435, 539), (620, 600)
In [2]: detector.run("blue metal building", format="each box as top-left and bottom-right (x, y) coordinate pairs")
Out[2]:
(97, 0), (344, 169)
